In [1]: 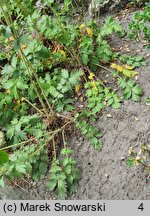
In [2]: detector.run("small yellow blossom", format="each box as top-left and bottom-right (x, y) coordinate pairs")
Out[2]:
(75, 85), (80, 93)
(21, 44), (27, 50)
(79, 23), (86, 30)
(59, 49), (66, 58)
(91, 81), (97, 90)
(133, 160), (139, 166)
(6, 89), (10, 94)
(86, 27), (93, 37)
(79, 24), (93, 37)
(88, 72), (95, 80)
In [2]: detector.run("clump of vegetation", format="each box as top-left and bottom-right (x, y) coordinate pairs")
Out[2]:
(0, 0), (144, 199)
(146, 97), (150, 105)
(128, 2), (150, 47)
(127, 144), (150, 174)
(119, 54), (147, 68)
(130, 0), (147, 7)
(127, 143), (150, 188)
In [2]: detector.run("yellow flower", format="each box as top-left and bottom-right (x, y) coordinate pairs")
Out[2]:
(79, 24), (93, 37)
(21, 44), (27, 50)
(91, 81), (97, 90)
(88, 72), (95, 80)
(75, 85), (80, 93)
(5, 89), (10, 94)
(86, 27), (93, 37)
(79, 23), (86, 30)
(59, 49), (66, 58)
(133, 160), (139, 166)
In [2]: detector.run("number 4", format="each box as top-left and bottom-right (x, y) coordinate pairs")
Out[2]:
(138, 203), (144, 211)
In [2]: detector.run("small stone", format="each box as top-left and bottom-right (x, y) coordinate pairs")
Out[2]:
(79, 104), (84, 108)
(120, 156), (126, 161)
(107, 114), (112, 118)
(135, 117), (139, 121)
(104, 174), (109, 178)
(32, 182), (36, 187)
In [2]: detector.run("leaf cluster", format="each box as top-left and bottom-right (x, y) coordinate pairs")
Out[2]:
(128, 3), (150, 47)
(118, 78), (143, 101)
(47, 148), (79, 199)
(119, 54), (147, 68)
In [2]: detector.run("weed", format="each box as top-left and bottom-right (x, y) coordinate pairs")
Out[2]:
(128, 3), (150, 47)
(0, 0), (144, 198)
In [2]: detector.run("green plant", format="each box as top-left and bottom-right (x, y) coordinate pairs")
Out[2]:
(128, 3), (150, 47)
(146, 97), (150, 105)
(127, 144), (150, 173)
(0, 0), (144, 198)
(118, 78), (143, 101)
(119, 54), (147, 68)
(47, 148), (79, 199)
(74, 111), (103, 150)
(130, 0), (147, 7)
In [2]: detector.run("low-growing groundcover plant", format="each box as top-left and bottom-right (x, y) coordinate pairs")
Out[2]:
(127, 144), (150, 188)
(0, 0), (144, 199)
(128, 1), (150, 47)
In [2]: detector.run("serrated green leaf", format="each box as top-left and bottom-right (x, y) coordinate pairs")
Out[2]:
(132, 85), (143, 95)
(47, 180), (57, 191)
(132, 93), (141, 102)
(61, 69), (69, 79)
(15, 164), (26, 174)
(0, 177), (5, 188)
(81, 53), (89, 65)
(64, 165), (72, 175)
(0, 151), (9, 166)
